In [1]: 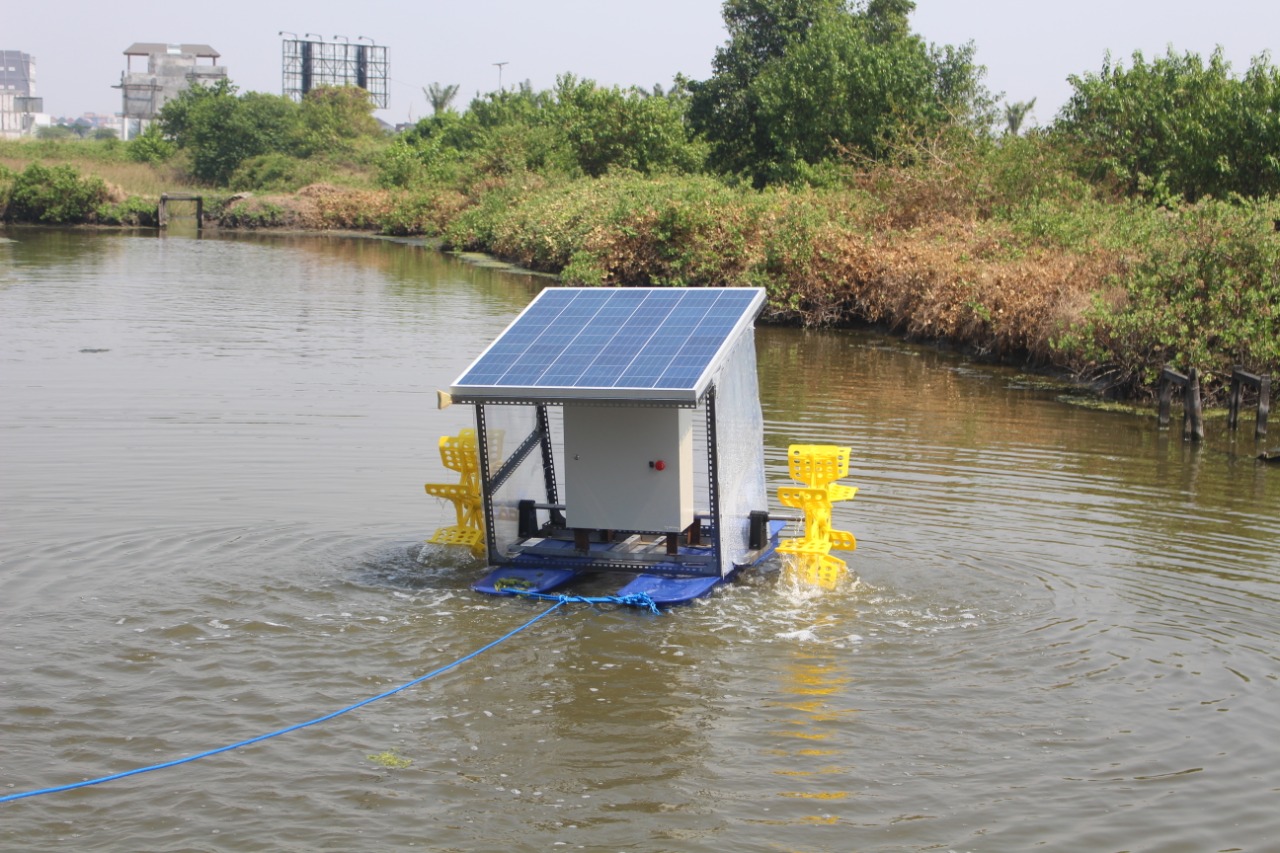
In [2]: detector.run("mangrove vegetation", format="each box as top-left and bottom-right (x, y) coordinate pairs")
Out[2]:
(2, 0), (1278, 403)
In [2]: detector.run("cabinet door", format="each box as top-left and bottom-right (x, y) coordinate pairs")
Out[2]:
(563, 405), (693, 532)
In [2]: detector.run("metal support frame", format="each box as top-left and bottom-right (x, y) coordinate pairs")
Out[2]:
(704, 386), (724, 576)
(474, 403), (499, 559)
(472, 393), (727, 577)
(535, 404), (565, 527)
(488, 425), (541, 493)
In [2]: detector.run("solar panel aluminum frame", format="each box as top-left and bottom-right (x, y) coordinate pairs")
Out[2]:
(448, 287), (766, 407)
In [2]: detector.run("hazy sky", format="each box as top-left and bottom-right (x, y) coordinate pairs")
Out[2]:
(9, 1), (1280, 126)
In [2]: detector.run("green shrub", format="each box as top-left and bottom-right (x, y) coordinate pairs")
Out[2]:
(375, 135), (469, 189)
(36, 125), (76, 141)
(96, 196), (159, 226)
(229, 153), (323, 192)
(0, 164), (11, 217)
(1058, 48), (1280, 202)
(4, 162), (110, 223)
(127, 125), (177, 164)
(1053, 199), (1280, 396)
(378, 187), (470, 237)
(218, 198), (287, 228)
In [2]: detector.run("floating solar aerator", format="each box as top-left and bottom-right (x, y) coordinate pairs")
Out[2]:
(428, 287), (788, 606)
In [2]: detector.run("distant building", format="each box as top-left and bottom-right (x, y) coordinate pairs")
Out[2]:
(0, 50), (41, 138)
(116, 43), (226, 135)
(1, 50), (36, 96)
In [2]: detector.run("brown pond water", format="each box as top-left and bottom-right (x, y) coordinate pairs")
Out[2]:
(1, 228), (1277, 852)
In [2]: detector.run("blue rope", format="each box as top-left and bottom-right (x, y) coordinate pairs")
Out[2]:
(506, 591), (662, 615)
(1, 600), (569, 804)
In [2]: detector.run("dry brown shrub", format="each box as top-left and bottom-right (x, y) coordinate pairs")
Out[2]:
(411, 189), (472, 234)
(291, 183), (392, 229)
(102, 181), (129, 204)
(850, 149), (983, 231)
(581, 209), (662, 284)
(215, 184), (395, 230)
(576, 198), (767, 287)
(775, 213), (1126, 366)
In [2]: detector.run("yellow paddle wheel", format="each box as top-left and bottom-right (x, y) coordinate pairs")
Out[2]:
(424, 428), (486, 557)
(776, 444), (858, 589)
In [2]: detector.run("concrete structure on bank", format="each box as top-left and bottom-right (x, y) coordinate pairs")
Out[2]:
(116, 43), (226, 136)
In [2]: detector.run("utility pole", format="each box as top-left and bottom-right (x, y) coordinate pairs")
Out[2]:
(493, 61), (508, 92)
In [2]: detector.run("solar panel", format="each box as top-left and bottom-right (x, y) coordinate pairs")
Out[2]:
(451, 287), (766, 405)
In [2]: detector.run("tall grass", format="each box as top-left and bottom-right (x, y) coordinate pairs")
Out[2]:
(0, 139), (195, 196)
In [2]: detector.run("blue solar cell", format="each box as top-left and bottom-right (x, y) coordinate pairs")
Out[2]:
(452, 287), (764, 402)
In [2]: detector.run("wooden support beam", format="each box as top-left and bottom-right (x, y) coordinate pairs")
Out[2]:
(1158, 366), (1186, 430)
(1158, 366), (1203, 442)
(1229, 367), (1271, 439)
(685, 515), (702, 546)
(1162, 366), (1187, 432)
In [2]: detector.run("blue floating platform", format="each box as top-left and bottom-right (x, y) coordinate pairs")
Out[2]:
(614, 574), (723, 606)
(472, 567), (577, 596)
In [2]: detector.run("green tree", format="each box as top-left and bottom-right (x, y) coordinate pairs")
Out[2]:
(689, 0), (845, 180)
(689, 0), (991, 185)
(157, 77), (238, 147)
(181, 89), (299, 185)
(424, 82), (461, 115)
(865, 0), (913, 41)
(293, 85), (381, 157)
(555, 74), (704, 177)
(1003, 98), (1036, 136)
(1057, 48), (1280, 200)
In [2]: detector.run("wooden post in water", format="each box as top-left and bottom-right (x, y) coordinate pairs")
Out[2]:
(1157, 368), (1178, 429)
(1229, 367), (1271, 439)
(1185, 367), (1204, 442)
(1158, 365), (1203, 442)
(1262, 375), (1273, 438)
(1229, 371), (1244, 430)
